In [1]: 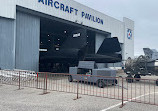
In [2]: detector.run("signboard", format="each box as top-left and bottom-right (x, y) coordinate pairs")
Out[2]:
(127, 29), (132, 39)
(38, 0), (104, 25)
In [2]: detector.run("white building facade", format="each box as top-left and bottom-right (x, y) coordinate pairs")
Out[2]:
(0, 0), (134, 71)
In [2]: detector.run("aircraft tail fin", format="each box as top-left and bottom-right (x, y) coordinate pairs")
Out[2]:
(97, 37), (121, 54)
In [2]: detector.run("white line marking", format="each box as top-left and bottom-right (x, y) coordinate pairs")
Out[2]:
(101, 92), (158, 111)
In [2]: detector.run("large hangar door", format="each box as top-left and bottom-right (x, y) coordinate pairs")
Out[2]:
(16, 12), (40, 72)
(0, 17), (15, 70)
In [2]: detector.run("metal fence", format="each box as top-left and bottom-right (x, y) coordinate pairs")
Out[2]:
(0, 70), (158, 107)
(0, 70), (37, 88)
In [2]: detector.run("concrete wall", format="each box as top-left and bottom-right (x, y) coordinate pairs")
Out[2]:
(0, 17), (16, 70)
(15, 12), (40, 72)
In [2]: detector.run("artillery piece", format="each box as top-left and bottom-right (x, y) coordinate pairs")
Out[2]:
(124, 48), (158, 85)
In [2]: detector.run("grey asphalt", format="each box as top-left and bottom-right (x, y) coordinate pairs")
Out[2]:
(0, 84), (158, 111)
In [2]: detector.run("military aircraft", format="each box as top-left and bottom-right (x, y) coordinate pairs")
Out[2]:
(143, 48), (158, 60)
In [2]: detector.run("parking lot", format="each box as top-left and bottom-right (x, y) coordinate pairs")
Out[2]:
(0, 84), (158, 111)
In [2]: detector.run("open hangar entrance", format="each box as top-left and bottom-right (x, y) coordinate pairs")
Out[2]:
(39, 19), (111, 73)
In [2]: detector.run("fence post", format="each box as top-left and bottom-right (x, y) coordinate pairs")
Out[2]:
(43, 73), (46, 94)
(37, 72), (38, 89)
(42, 73), (48, 94)
(77, 80), (79, 99)
(19, 71), (20, 90)
(120, 77), (124, 108)
(74, 80), (81, 100)
(46, 73), (47, 92)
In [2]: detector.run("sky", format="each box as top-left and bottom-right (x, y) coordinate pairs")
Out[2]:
(74, 0), (158, 56)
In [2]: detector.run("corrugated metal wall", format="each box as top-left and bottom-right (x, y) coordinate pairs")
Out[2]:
(0, 17), (15, 69)
(15, 12), (40, 71)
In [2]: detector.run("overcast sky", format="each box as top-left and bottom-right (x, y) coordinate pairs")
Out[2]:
(74, 0), (158, 56)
